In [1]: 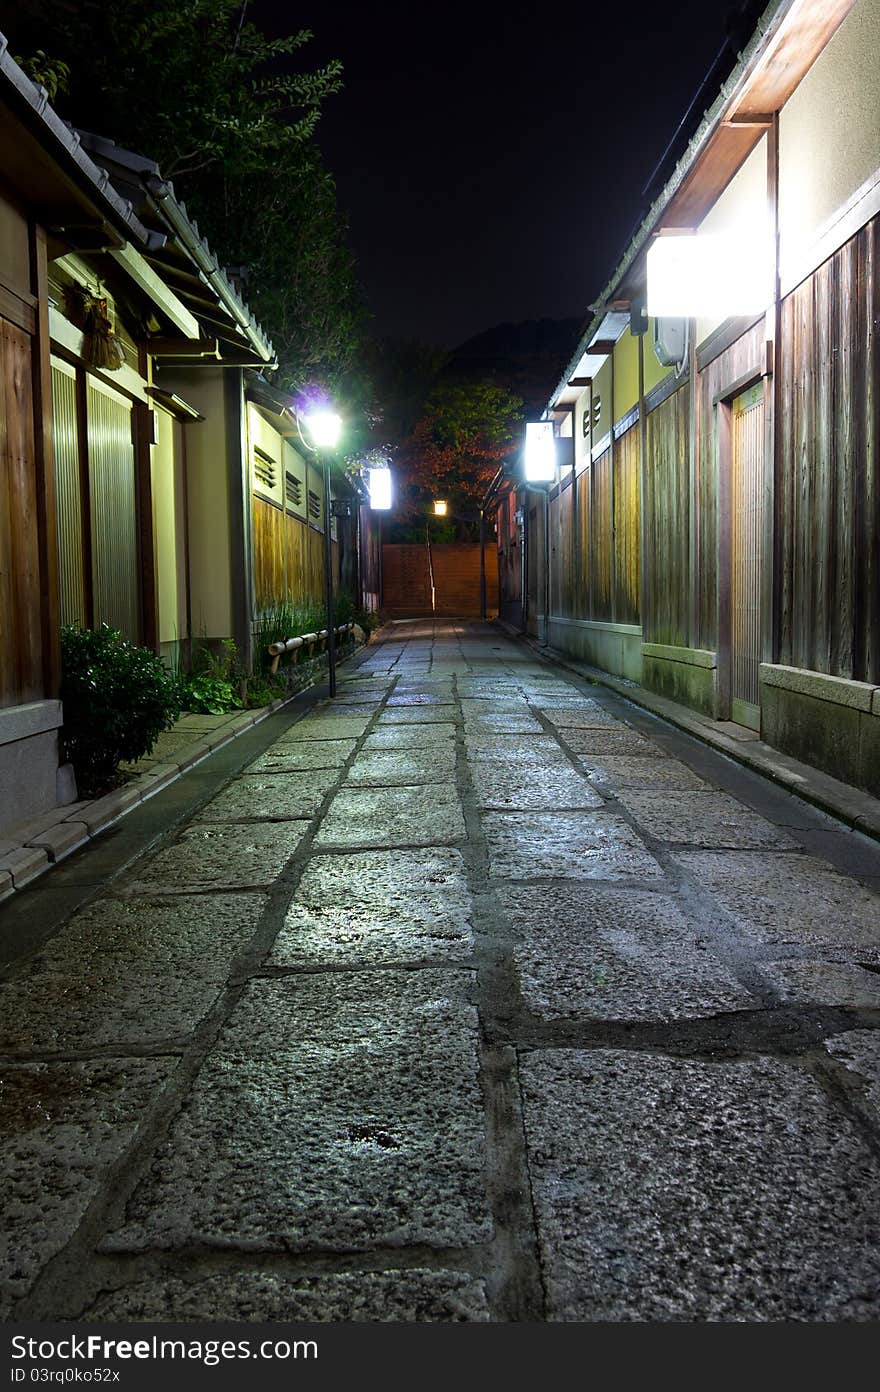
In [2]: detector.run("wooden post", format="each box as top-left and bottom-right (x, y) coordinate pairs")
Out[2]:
(638, 332), (648, 643)
(132, 401), (158, 652)
(29, 223), (61, 696)
(766, 112), (782, 669)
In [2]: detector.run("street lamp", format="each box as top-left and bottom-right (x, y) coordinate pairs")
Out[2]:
(303, 407), (342, 697)
(433, 499), (448, 516)
(524, 421), (558, 484)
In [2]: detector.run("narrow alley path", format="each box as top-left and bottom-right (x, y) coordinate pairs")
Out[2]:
(3, 620), (880, 1322)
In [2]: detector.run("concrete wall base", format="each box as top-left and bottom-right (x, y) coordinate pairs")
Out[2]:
(0, 701), (64, 836)
(760, 663), (880, 796)
(547, 618), (642, 681)
(641, 644), (718, 718)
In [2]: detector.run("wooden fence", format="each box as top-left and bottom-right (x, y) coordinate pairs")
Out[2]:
(381, 542), (498, 618)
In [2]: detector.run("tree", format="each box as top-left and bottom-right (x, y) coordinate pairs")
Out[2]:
(396, 378), (523, 534)
(6, 0), (361, 388)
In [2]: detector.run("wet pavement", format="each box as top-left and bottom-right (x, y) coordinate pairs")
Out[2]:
(2, 618), (880, 1322)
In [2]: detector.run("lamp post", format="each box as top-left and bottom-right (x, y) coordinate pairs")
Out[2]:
(303, 408), (342, 697)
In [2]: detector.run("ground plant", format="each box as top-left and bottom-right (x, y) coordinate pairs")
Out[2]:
(60, 624), (180, 796)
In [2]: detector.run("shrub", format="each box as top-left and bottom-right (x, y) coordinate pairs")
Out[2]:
(60, 624), (181, 796)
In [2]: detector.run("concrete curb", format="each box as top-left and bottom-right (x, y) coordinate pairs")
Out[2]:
(0, 643), (367, 902)
(498, 621), (880, 844)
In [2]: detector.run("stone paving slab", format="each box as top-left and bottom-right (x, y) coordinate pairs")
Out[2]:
(463, 714), (545, 735)
(826, 1031), (880, 1123)
(194, 772), (338, 822)
(125, 821), (309, 893)
(363, 725), (457, 750)
(386, 692), (453, 706)
(672, 851), (880, 948)
(376, 706), (457, 724)
(458, 697), (530, 715)
(483, 811), (664, 881)
(614, 790), (799, 849)
(470, 764), (605, 811)
(86, 1268), (490, 1322)
(539, 707), (622, 728)
(315, 785), (465, 848)
(273, 848), (472, 967)
(295, 846), (471, 913)
(0, 894), (265, 1052)
(558, 728), (668, 756)
(346, 746), (456, 786)
(579, 755), (710, 792)
(464, 736), (570, 765)
(0, 1060), (170, 1318)
(246, 739), (357, 773)
(764, 960), (880, 1009)
(520, 1050), (880, 1321)
(277, 716), (371, 741)
(105, 972), (491, 1254)
(498, 884), (752, 1021)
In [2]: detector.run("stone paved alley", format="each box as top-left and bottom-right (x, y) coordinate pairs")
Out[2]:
(2, 620), (880, 1323)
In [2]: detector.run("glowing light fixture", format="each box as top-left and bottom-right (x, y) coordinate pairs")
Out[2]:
(647, 230), (772, 319)
(524, 421), (557, 484)
(303, 408), (342, 449)
(368, 466), (392, 511)
(433, 499), (448, 516)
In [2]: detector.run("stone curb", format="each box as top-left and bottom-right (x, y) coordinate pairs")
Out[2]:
(0, 641), (368, 900)
(498, 622), (880, 845)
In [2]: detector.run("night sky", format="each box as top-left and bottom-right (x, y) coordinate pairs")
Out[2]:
(264, 0), (743, 348)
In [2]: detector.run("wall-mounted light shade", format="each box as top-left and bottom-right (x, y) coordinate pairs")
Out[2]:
(368, 466), (392, 510)
(524, 421), (557, 483)
(433, 500), (448, 516)
(647, 231), (772, 319)
(304, 409), (342, 449)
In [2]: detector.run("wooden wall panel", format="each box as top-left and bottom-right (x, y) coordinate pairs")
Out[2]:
(50, 362), (87, 627)
(591, 448), (613, 621)
(697, 319), (766, 650)
(253, 495), (328, 612)
(253, 496), (285, 608)
(550, 482), (574, 618)
(644, 385), (690, 646)
(86, 380), (139, 641)
(614, 425), (641, 625)
(382, 543), (497, 617)
(778, 216), (879, 682)
(0, 318), (43, 707)
(575, 466), (592, 619)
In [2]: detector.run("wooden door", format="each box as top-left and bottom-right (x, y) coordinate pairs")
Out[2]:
(729, 383), (764, 729)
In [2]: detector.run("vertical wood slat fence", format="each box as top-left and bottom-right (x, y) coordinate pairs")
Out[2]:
(778, 215), (879, 685)
(252, 493), (339, 612)
(0, 317), (43, 707)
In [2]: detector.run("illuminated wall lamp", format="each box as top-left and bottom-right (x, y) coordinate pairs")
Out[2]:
(646, 231), (773, 319)
(433, 500), (448, 516)
(524, 421), (557, 484)
(368, 466), (392, 510)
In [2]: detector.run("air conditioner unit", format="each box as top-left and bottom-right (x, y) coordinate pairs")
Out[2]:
(653, 317), (688, 368)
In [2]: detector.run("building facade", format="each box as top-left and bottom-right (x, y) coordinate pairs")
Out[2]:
(499, 0), (879, 795)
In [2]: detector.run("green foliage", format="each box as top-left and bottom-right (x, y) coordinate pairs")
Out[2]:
(13, 49), (70, 101)
(253, 590), (360, 678)
(176, 639), (243, 714)
(397, 376), (523, 530)
(60, 624), (181, 796)
(11, 0), (361, 390)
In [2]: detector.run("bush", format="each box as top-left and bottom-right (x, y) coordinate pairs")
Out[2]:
(60, 624), (181, 795)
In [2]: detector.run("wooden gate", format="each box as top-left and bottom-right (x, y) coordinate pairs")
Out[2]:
(729, 383), (765, 729)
